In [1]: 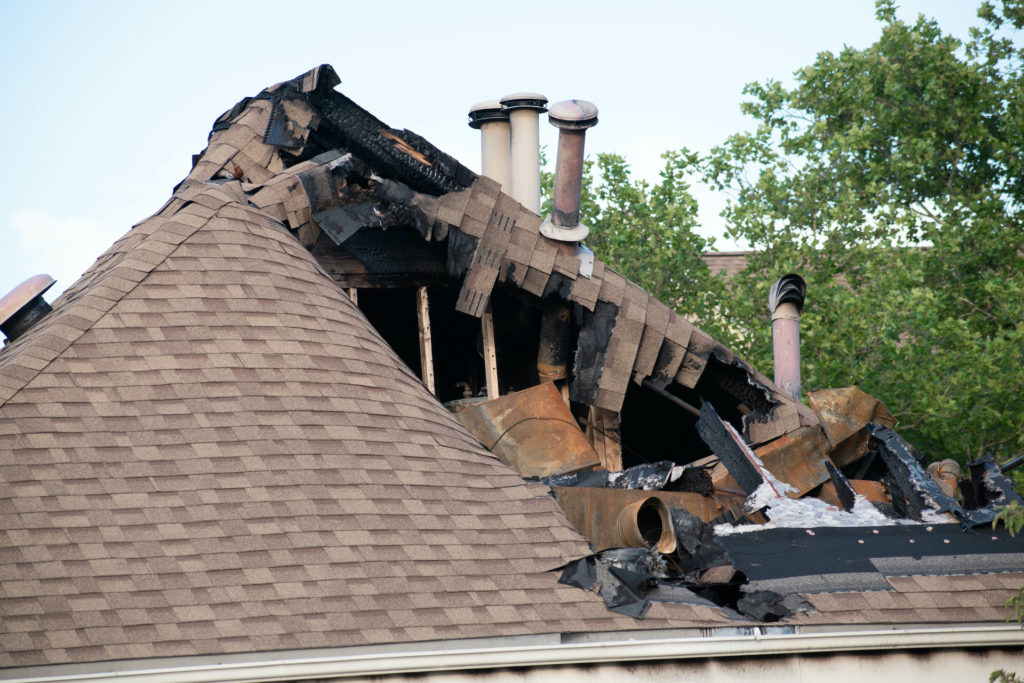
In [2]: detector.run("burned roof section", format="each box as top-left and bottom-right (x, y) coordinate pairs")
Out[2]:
(1, 64), (1022, 669)
(180, 64), (1023, 623)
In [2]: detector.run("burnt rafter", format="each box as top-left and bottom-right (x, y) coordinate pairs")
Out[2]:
(191, 65), (802, 420)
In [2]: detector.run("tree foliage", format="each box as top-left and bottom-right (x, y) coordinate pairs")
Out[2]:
(557, 1), (1023, 466)
(540, 150), (725, 333)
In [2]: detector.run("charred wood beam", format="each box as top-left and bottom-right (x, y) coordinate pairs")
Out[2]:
(570, 301), (619, 406)
(311, 229), (451, 289)
(481, 307), (500, 399)
(825, 460), (856, 512)
(968, 455), (1023, 509)
(641, 379), (701, 418)
(416, 287), (436, 396)
(316, 90), (474, 195)
(869, 424), (959, 522)
(696, 402), (767, 496)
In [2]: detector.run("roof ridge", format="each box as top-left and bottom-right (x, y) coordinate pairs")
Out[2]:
(0, 183), (261, 409)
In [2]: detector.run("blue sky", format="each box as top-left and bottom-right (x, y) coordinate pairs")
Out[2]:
(0, 1), (984, 299)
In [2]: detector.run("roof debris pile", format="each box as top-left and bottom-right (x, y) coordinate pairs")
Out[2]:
(542, 388), (1023, 621)
(176, 65), (1023, 623)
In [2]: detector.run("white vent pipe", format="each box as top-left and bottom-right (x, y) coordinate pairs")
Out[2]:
(467, 101), (511, 193)
(500, 92), (547, 214)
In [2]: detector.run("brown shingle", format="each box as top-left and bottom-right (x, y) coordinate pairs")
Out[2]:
(0, 184), (734, 668)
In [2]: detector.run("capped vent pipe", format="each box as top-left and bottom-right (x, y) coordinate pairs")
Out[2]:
(768, 274), (806, 402)
(0, 274), (56, 344)
(541, 99), (598, 242)
(468, 100), (511, 193)
(500, 92), (547, 214)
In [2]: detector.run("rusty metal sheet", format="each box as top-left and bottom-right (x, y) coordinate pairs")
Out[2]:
(553, 487), (719, 553)
(817, 479), (891, 507)
(828, 428), (871, 468)
(807, 386), (896, 448)
(712, 425), (830, 499)
(455, 382), (601, 477)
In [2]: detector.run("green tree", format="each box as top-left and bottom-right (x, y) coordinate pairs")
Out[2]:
(697, 0), (1024, 465)
(541, 150), (727, 335)
(543, 1), (1022, 467)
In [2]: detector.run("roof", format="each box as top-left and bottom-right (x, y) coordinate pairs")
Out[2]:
(1, 65), (1022, 673)
(702, 251), (750, 279)
(0, 180), (731, 668)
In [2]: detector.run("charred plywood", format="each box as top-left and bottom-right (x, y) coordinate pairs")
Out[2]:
(808, 386), (897, 448)
(714, 426), (830, 499)
(570, 301), (619, 407)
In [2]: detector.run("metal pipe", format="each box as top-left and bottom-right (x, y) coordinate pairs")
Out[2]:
(552, 486), (684, 553)
(616, 496), (677, 554)
(1000, 453), (1024, 474)
(768, 274), (806, 402)
(468, 100), (511, 193)
(541, 100), (598, 243)
(549, 100), (598, 228)
(0, 274), (56, 344)
(641, 379), (701, 418)
(500, 92), (547, 214)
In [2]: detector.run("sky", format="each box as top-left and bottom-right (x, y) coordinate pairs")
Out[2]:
(0, 1), (985, 300)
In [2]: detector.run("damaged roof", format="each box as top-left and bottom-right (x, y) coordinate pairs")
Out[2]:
(1, 65), (1022, 671)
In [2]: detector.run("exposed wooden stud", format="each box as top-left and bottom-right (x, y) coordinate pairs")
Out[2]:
(347, 288), (358, 304)
(481, 307), (500, 400)
(416, 286), (436, 396)
(586, 406), (623, 472)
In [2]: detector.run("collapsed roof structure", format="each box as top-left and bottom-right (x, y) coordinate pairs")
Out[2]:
(1, 65), (1022, 681)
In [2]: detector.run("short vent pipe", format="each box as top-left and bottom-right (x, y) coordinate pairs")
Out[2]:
(768, 274), (806, 402)
(542, 99), (598, 242)
(0, 274), (56, 344)
(617, 496), (676, 554)
(500, 92), (547, 214)
(467, 100), (511, 193)
(535, 100), (599, 379)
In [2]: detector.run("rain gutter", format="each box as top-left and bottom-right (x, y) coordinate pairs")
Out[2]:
(4, 624), (1023, 683)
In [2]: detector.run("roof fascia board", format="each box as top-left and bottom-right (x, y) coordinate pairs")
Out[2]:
(4, 624), (1022, 683)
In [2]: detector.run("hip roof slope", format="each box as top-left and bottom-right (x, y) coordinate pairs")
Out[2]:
(0, 182), (730, 668)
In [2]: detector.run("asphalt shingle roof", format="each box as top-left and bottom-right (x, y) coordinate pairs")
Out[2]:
(1, 65), (1020, 670)
(0, 181), (738, 667)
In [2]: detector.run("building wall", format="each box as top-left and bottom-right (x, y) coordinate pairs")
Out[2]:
(363, 648), (1024, 683)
